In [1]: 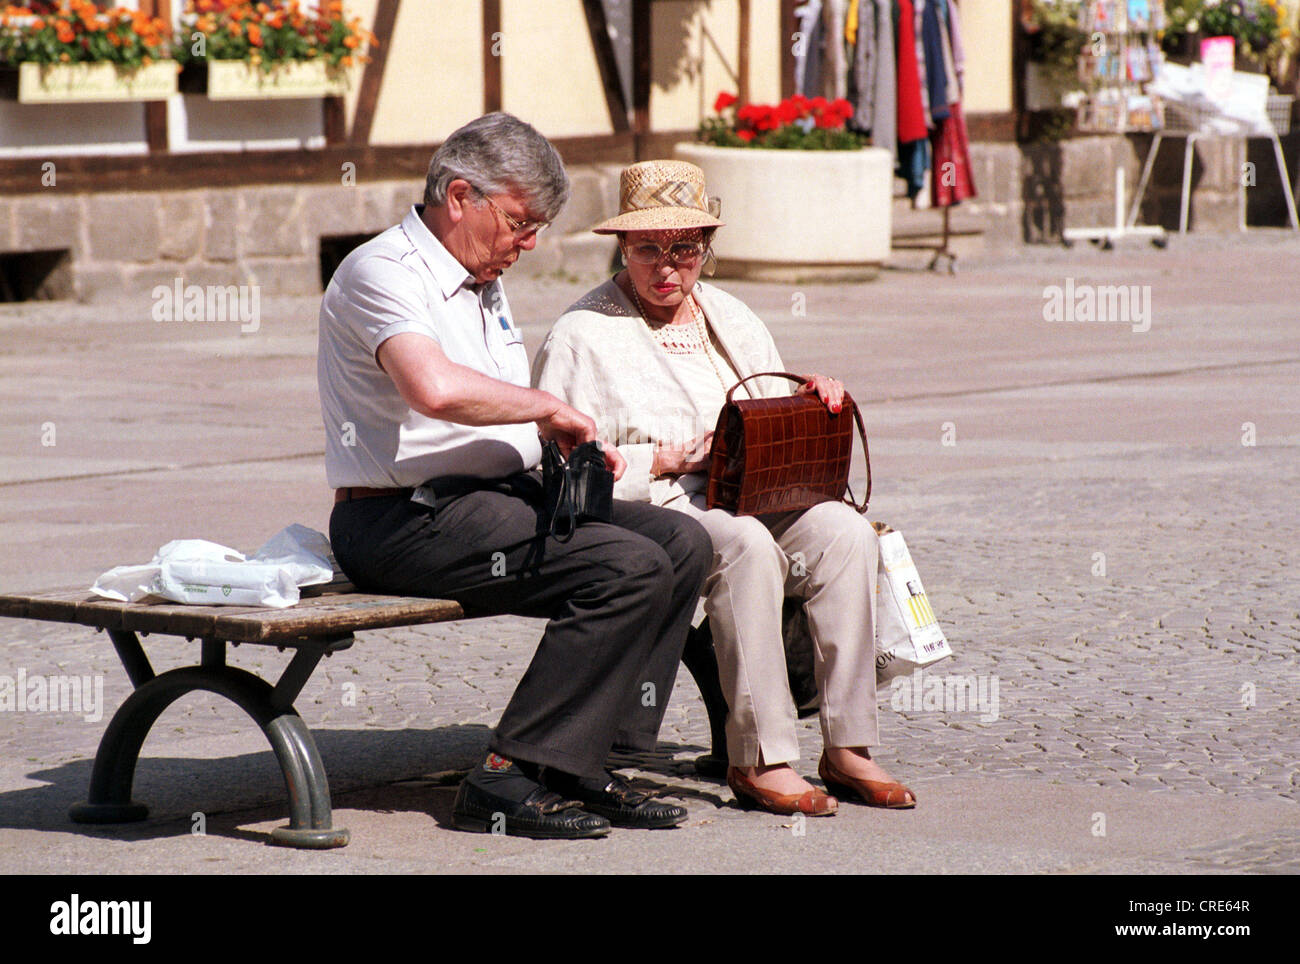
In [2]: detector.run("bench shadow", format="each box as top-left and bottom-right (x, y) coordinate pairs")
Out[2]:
(0, 726), (722, 845)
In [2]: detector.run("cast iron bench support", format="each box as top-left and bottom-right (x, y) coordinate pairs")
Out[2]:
(0, 587), (471, 849)
(68, 629), (354, 849)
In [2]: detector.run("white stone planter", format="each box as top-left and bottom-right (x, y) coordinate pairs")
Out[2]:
(6, 60), (178, 104)
(674, 141), (892, 281)
(183, 59), (352, 100)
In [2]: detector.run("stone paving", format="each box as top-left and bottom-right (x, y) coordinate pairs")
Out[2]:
(0, 234), (1297, 873)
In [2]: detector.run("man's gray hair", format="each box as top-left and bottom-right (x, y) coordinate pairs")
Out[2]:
(423, 112), (570, 222)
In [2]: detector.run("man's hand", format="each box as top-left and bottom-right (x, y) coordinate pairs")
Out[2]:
(795, 373), (845, 413)
(536, 400), (598, 457)
(651, 431), (714, 477)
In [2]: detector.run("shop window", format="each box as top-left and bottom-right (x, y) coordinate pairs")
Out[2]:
(0, 250), (72, 302)
(319, 234), (379, 288)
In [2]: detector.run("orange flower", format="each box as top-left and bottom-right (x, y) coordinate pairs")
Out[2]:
(247, 21), (262, 46)
(343, 34), (358, 49)
(55, 19), (75, 43)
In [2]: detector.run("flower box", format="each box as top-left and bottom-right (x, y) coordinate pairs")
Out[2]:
(179, 59), (351, 100)
(674, 141), (893, 282)
(2, 60), (178, 104)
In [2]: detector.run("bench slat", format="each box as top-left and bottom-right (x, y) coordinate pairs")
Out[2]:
(0, 588), (465, 644)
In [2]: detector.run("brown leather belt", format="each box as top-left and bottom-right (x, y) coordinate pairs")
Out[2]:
(334, 486), (414, 503)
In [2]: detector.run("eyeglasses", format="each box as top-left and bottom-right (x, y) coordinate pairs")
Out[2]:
(477, 191), (549, 240)
(623, 240), (708, 267)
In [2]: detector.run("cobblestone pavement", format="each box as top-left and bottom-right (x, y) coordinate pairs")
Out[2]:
(0, 235), (1297, 873)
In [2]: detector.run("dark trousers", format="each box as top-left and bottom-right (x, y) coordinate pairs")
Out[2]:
(329, 475), (712, 779)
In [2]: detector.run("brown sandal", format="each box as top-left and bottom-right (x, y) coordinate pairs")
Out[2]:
(727, 767), (838, 816)
(818, 753), (917, 809)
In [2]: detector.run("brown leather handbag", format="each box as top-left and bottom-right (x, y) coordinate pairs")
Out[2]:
(706, 371), (870, 516)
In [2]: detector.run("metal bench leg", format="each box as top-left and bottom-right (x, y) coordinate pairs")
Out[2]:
(681, 619), (730, 777)
(70, 663), (349, 849)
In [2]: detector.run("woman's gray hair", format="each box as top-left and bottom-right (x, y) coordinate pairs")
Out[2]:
(423, 112), (570, 222)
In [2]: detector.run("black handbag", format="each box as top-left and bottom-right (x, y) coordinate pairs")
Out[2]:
(541, 440), (615, 541)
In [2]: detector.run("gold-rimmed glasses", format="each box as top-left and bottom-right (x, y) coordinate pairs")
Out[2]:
(477, 190), (549, 240)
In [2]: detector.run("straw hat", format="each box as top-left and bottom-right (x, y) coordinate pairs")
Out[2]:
(591, 159), (725, 234)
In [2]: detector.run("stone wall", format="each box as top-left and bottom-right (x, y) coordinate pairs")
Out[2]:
(1, 132), (1295, 303)
(0, 166), (628, 303)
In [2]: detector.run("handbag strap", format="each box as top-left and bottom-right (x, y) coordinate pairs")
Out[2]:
(724, 371), (872, 514)
(549, 469), (578, 542)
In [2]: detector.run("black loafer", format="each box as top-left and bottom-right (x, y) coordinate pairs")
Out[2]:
(546, 771), (688, 829)
(451, 779), (610, 840)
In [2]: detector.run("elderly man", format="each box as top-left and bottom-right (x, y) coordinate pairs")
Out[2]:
(318, 113), (710, 839)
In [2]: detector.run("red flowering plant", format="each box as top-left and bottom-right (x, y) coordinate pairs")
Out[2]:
(176, 0), (375, 73)
(0, 2), (171, 68)
(698, 90), (865, 149)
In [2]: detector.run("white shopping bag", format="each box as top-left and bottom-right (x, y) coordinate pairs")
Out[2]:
(874, 530), (952, 690)
(91, 524), (334, 608)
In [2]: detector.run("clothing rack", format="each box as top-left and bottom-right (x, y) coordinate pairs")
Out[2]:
(793, 0), (973, 274)
(891, 204), (958, 273)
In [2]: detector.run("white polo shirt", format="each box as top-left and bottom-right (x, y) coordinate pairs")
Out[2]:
(318, 205), (543, 488)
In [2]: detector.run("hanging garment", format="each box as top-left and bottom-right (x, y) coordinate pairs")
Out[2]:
(795, 0), (824, 96)
(930, 100), (976, 207)
(846, 0), (859, 46)
(849, 0), (875, 128)
(936, 0), (960, 108)
(823, 0), (848, 100)
(913, 0), (929, 126)
(946, 0), (965, 91)
(920, 0), (950, 123)
(896, 0), (927, 143)
(864, 0), (897, 163)
(897, 136), (930, 199)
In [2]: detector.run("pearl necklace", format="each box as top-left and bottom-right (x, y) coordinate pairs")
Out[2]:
(626, 280), (731, 391)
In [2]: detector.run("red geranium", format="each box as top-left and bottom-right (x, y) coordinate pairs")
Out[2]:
(700, 89), (863, 149)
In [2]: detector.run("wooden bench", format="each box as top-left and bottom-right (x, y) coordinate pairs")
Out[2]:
(0, 583), (466, 849)
(0, 583), (733, 849)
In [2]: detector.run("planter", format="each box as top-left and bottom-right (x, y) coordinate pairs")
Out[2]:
(1, 60), (178, 104)
(674, 141), (892, 281)
(180, 60), (351, 100)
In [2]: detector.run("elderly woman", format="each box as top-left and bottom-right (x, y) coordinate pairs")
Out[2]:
(533, 160), (915, 815)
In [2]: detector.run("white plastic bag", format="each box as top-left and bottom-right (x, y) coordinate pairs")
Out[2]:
(91, 525), (335, 609)
(874, 530), (953, 691)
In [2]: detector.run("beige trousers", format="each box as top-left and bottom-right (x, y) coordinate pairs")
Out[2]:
(664, 491), (880, 766)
